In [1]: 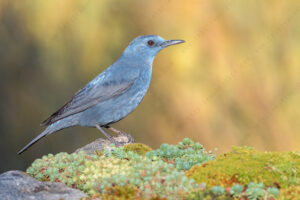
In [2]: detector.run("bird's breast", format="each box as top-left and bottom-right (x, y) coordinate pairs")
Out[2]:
(121, 67), (152, 110)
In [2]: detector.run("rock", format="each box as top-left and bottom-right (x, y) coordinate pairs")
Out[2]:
(0, 134), (134, 199)
(75, 133), (134, 154)
(0, 170), (88, 200)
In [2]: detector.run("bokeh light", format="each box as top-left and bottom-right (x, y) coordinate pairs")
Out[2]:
(0, 0), (299, 172)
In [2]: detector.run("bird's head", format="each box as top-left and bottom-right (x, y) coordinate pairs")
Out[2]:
(122, 35), (184, 63)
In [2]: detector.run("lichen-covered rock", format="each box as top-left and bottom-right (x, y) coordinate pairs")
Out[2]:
(22, 138), (299, 199)
(27, 144), (200, 199)
(0, 170), (88, 200)
(26, 138), (216, 199)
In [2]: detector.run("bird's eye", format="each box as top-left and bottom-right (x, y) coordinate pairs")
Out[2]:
(147, 40), (155, 46)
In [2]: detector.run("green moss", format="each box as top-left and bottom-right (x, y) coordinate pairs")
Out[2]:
(229, 184), (244, 196)
(27, 139), (202, 199)
(186, 182), (281, 200)
(123, 143), (152, 155)
(186, 146), (300, 189)
(100, 185), (138, 200)
(211, 186), (225, 195)
(26, 140), (298, 199)
(278, 185), (300, 200)
(186, 190), (230, 200)
(146, 138), (215, 170)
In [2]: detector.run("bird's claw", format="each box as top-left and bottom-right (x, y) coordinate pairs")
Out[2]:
(119, 131), (134, 143)
(112, 131), (134, 145)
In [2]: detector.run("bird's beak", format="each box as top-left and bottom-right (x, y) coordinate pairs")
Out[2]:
(160, 39), (185, 47)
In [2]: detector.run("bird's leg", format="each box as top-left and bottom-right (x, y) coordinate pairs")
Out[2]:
(106, 126), (123, 135)
(95, 124), (120, 146)
(105, 125), (134, 143)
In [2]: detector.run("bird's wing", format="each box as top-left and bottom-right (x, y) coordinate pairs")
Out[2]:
(41, 67), (139, 126)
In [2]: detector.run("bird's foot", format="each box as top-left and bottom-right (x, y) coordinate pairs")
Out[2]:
(96, 124), (122, 146)
(107, 136), (122, 147)
(106, 126), (134, 144)
(117, 131), (134, 143)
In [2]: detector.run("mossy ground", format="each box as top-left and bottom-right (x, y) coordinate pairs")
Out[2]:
(186, 146), (300, 188)
(186, 146), (300, 200)
(26, 139), (299, 200)
(123, 143), (152, 155)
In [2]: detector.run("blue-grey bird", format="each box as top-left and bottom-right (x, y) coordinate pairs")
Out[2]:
(18, 35), (184, 155)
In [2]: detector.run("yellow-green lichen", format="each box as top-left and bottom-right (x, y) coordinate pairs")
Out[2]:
(100, 185), (138, 200)
(278, 185), (300, 200)
(123, 143), (152, 155)
(186, 146), (300, 189)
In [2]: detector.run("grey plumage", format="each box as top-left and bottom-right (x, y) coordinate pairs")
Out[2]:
(18, 35), (184, 155)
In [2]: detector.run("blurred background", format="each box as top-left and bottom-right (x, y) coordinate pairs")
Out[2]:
(0, 0), (300, 173)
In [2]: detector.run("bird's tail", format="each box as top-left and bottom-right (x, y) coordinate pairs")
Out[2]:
(17, 128), (51, 155)
(17, 119), (76, 155)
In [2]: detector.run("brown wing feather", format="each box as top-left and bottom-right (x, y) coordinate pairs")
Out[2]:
(41, 90), (81, 126)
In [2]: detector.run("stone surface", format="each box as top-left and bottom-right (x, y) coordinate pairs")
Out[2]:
(75, 133), (134, 154)
(0, 170), (88, 200)
(0, 135), (134, 199)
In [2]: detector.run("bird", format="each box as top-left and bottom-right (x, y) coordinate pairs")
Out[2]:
(18, 35), (184, 155)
